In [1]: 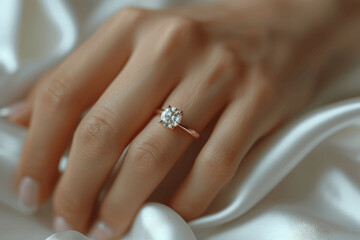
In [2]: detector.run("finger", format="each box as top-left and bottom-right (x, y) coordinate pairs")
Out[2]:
(169, 70), (277, 220)
(1, 100), (31, 127)
(16, 11), (134, 212)
(91, 45), (240, 239)
(52, 34), (187, 232)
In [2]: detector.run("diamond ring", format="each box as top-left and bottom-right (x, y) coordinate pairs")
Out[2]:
(155, 105), (200, 139)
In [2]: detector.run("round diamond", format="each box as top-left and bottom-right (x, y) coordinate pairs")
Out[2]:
(161, 106), (182, 129)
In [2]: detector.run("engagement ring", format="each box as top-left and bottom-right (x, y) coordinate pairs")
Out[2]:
(156, 105), (200, 139)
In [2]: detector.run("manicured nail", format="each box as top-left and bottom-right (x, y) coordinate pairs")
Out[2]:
(18, 176), (39, 212)
(53, 216), (71, 232)
(0, 100), (26, 118)
(90, 221), (114, 240)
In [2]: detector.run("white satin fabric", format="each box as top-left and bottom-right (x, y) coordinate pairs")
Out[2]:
(0, 1), (360, 240)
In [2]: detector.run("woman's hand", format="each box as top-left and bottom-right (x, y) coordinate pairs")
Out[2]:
(12, 0), (359, 239)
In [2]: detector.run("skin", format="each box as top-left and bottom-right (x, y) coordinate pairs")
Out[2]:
(8, 0), (360, 239)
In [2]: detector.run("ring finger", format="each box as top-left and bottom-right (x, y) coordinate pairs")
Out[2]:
(91, 46), (241, 239)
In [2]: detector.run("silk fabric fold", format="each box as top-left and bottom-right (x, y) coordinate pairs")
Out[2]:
(0, 1), (360, 239)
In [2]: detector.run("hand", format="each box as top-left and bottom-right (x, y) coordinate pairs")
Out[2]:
(12, 1), (359, 239)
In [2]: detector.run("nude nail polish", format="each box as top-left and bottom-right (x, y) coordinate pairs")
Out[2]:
(90, 221), (114, 240)
(18, 176), (39, 212)
(0, 100), (26, 118)
(53, 216), (71, 232)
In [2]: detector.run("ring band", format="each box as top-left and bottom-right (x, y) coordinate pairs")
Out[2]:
(156, 105), (200, 139)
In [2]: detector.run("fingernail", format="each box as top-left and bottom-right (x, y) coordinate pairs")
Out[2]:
(90, 221), (114, 240)
(0, 100), (26, 118)
(53, 216), (71, 232)
(18, 176), (39, 213)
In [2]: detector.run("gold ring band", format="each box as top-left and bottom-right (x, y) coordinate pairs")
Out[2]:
(156, 105), (200, 139)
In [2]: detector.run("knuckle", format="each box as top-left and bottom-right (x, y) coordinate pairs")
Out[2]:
(201, 149), (237, 181)
(216, 45), (241, 72)
(200, 45), (241, 92)
(128, 137), (163, 177)
(154, 16), (200, 58)
(168, 16), (197, 35)
(38, 77), (70, 111)
(202, 44), (241, 91)
(75, 107), (117, 151)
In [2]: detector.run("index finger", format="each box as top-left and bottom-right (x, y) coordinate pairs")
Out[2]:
(16, 10), (137, 212)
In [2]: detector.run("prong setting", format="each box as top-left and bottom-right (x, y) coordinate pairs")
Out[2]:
(160, 105), (182, 129)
